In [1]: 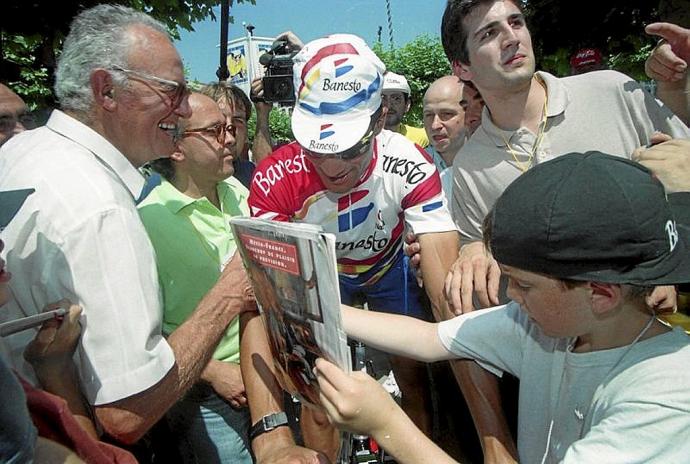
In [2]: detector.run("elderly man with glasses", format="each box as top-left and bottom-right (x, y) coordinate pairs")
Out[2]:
(0, 4), (254, 448)
(244, 34), (459, 463)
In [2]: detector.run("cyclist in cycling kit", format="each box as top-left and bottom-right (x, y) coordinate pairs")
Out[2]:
(242, 33), (459, 462)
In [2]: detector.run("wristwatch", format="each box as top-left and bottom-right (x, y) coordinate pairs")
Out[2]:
(249, 412), (289, 441)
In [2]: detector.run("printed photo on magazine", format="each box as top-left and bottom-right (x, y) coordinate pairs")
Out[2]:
(229, 217), (352, 407)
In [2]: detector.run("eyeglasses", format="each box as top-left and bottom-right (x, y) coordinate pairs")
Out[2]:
(182, 122), (236, 144)
(110, 65), (190, 109)
(302, 130), (374, 161)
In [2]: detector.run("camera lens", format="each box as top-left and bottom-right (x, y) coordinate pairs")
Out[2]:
(265, 76), (295, 103)
(273, 81), (291, 98)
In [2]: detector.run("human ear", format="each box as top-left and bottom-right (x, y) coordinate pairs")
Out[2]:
(589, 282), (622, 315)
(452, 60), (473, 82)
(170, 149), (185, 162)
(91, 69), (117, 111)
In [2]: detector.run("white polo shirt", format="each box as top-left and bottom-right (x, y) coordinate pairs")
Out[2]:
(0, 110), (174, 405)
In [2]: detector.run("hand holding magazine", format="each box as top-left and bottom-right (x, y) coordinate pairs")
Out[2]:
(229, 217), (351, 407)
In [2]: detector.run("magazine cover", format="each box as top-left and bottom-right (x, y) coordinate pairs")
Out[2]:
(229, 217), (352, 407)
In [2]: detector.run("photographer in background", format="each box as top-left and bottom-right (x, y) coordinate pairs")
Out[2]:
(249, 31), (304, 164)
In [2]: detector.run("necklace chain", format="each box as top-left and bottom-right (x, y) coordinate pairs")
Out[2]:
(541, 313), (658, 463)
(500, 76), (549, 173)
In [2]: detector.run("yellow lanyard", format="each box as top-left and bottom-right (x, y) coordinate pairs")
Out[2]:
(500, 76), (549, 173)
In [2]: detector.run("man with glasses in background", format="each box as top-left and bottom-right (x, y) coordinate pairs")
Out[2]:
(0, 4), (255, 449)
(243, 33), (459, 463)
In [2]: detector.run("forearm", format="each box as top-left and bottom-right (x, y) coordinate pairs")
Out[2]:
(300, 405), (340, 462)
(240, 311), (296, 459)
(372, 404), (458, 464)
(342, 305), (449, 362)
(200, 358), (221, 384)
(419, 231), (460, 320)
(251, 111), (274, 164)
(96, 285), (244, 443)
(449, 360), (518, 464)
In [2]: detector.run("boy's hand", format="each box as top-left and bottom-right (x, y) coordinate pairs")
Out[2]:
(315, 358), (400, 438)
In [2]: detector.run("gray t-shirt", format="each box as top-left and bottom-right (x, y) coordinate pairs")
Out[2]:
(438, 303), (690, 463)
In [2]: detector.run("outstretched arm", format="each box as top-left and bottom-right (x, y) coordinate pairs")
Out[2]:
(342, 305), (451, 362)
(316, 358), (457, 464)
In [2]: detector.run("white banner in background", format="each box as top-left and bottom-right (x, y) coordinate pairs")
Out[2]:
(223, 35), (275, 98)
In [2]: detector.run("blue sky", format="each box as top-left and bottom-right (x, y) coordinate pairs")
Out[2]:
(176, 0), (447, 82)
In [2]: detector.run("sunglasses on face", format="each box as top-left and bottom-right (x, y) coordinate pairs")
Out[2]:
(303, 130), (375, 161)
(182, 122), (237, 144)
(110, 65), (190, 109)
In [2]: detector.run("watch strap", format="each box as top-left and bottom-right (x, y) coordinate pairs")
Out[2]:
(249, 412), (289, 441)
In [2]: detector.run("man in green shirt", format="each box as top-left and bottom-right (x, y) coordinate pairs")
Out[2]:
(138, 92), (251, 463)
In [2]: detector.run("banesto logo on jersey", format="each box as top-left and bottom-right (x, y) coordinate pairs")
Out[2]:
(337, 190), (373, 232)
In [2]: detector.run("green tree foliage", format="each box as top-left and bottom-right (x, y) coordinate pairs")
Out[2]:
(246, 107), (294, 147)
(373, 35), (451, 127)
(1, 0), (255, 109)
(2, 34), (53, 110)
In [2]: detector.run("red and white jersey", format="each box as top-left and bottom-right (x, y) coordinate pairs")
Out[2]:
(249, 129), (456, 276)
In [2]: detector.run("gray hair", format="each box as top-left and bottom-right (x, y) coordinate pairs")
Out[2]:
(55, 4), (170, 113)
